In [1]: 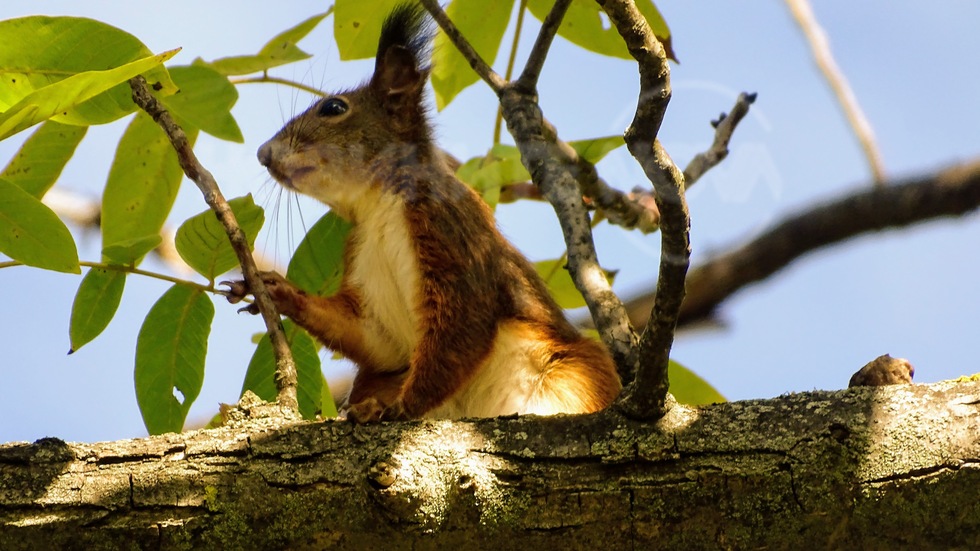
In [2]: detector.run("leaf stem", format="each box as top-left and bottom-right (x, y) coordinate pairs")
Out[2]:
(229, 74), (326, 97)
(0, 259), (236, 298)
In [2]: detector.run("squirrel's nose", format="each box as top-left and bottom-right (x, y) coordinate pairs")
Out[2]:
(257, 141), (273, 167)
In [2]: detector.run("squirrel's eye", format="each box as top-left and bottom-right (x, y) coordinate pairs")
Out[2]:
(318, 97), (349, 117)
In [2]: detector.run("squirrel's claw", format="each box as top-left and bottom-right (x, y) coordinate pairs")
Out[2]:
(237, 303), (261, 316)
(222, 280), (262, 315)
(221, 280), (250, 304)
(347, 397), (408, 423)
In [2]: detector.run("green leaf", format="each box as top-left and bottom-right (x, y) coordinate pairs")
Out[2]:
(69, 267), (126, 353)
(286, 211), (351, 296)
(135, 284), (214, 435)
(321, 373), (339, 418)
(526, 0), (675, 62)
(569, 135), (626, 164)
(101, 235), (163, 265)
(669, 359), (725, 406)
(0, 46), (180, 140)
(0, 121), (87, 198)
(455, 144), (530, 208)
(432, 0), (514, 109)
(101, 112), (197, 265)
(334, 0), (403, 60)
(160, 66), (243, 143)
(174, 195), (265, 281)
(241, 320), (325, 420)
(0, 16), (177, 126)
(203, 10), (331, 76)
(0, 177), (79, 273)
(535, 258), (615, 310)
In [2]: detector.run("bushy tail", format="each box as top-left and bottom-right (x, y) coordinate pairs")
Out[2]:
(528, 332), (622, 414)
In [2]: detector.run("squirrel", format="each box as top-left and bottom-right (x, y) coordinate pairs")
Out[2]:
(234, 3), (621, 422)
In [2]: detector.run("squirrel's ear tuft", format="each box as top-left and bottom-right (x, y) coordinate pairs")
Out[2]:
(372, 3), (431, 97)
(374, 45), (423, 96)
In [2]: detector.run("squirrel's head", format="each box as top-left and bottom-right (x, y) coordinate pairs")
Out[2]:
(257, 4), (433, 215)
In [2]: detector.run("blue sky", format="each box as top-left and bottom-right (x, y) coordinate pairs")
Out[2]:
(2, 2), (978, 443)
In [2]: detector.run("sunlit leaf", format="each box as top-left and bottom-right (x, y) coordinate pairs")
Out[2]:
(287, 211), (351, 296)
(135, 284), (214, 435)
(569, 135), (625, 164)
(535, 258), (615, 310)
(334, 0), (403, 60)
(161, 65), (243, 143)
(432, 0), (514, 109)
(456, 145), (530, 208)
(526, 0), (675, 62)
(101, 112), (197, 265)
(174, 195), (264, 281)
(69, 268), (126, 353)
(0, 16), (178, 128)
(321, 373), (339, 418)
(241, 320), (326, 420)
(0, 177), (79, 273)
(669, 359), (725, 405)
(0, 45), (179, 140)
(0, 121), (87, 198)
(202, 10), (331, 76)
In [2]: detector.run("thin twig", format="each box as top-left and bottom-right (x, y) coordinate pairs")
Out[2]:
(419, 0), (506, 93)
(620, 158), (980, 329)
(597, 0), (690, 419)
(683, 92), (757, 186)
(785, 0), (886, 186)
(128, 76), (300, 415)
(568, 143), (662, 233)
(585, 92), (755, 232)
(517, 0), (572, 90)
(493, 0), (529, 144)
(78, 261), (226, 295)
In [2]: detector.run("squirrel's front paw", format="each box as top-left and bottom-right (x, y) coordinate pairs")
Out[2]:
(221, 272), (305, 317)
(347, 398), (408, 423)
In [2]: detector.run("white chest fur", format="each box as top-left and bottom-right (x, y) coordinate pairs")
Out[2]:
(346, 193), (420, 369)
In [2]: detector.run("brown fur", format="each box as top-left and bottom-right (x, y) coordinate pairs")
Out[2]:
(250, 4), (620, 421)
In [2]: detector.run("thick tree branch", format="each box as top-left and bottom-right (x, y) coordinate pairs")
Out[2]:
(597, 0), (689, 419)
(128, 77), (299, 414)
(3, 381), (979, 548)
(419, 0), (506, 93)
(621, 158), (980, 328)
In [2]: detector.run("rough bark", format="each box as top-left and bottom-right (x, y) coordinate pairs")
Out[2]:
(2, 380), (979, 550)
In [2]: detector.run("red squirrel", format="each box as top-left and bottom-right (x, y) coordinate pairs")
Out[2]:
(237, 4), (620, 422)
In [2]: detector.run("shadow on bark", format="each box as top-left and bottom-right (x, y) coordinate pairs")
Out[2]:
(2, 382), (979, 549)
